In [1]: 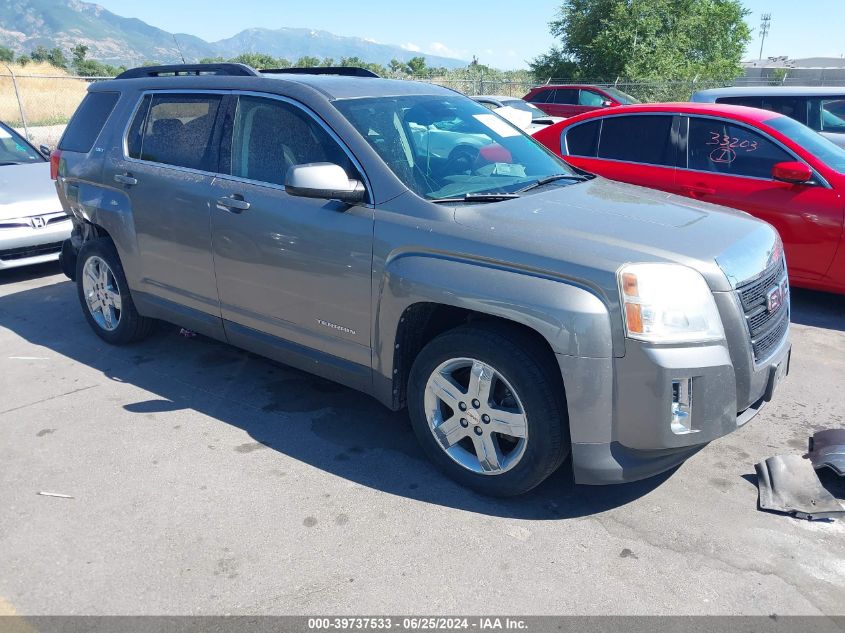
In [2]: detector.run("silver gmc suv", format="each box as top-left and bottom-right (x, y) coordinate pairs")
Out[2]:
(53, 64), (792, 496)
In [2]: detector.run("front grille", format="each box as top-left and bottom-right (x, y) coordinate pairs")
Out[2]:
(736, 258), (790, 362)
(0, 241), (63, 261)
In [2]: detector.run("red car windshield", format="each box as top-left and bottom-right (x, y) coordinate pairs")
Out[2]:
(766, 115), (845, 173)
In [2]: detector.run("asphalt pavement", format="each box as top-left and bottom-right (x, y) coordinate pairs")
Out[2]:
(1, 262), (843, 615)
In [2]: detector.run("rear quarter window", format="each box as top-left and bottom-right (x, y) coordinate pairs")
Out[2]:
(564, 121), (600, 157)
(58, 92), (120, 153)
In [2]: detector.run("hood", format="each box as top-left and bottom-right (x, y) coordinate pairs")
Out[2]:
(0, 162), (63, 220)
(452, 177), (779, 293)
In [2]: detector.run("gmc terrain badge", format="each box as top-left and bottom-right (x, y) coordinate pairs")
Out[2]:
(317, 319), (356, 335)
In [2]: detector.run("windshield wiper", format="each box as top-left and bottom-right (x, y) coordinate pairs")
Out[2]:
(517, 173), (591, 193)
(0, 161), (25, 166)
(431, 192), (521, 204)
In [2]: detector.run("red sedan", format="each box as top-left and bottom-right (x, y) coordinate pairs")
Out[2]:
(533, 103), (845, 294)
(523, 84), (639, 118)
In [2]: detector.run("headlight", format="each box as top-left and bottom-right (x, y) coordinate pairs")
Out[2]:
(618, 263), (724, 343)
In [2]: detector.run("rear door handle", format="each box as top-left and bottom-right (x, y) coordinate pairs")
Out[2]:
(215, 196), (251, 212)
(681, 184), (716, 197)
(114, 173), (138, 186)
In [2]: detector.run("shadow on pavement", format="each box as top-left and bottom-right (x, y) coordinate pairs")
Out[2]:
(0, 277), (674, 520)
(790, 288), (845, 332)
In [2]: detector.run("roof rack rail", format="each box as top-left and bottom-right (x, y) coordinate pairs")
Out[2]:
(259, 66), (380, 78)
(115, 63), (259, 80)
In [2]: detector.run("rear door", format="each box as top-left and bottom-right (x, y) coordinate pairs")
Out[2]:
(676, 115), (842, 280)
(547, 88), (580, 117)
(104, 91), (227, 321)
(209, 93), (374, 371)
(562, 114), (679, 193)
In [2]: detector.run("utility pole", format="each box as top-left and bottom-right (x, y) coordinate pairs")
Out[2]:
(758, 13), (772, 60)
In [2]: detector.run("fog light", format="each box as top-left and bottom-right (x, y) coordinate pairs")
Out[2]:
(671, 379), (697, 435)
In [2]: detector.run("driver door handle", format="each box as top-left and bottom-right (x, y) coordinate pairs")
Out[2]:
(215, 196), (251, 212)
(114, 173), (138, 186)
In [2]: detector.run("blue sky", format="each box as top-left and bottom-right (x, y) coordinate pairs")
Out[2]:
(91, 0), (844, 69)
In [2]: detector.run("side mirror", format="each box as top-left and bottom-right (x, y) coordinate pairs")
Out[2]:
(285, 162), (366, 204)
(39, 144), (51, 158)
(772, 161), (813, 184)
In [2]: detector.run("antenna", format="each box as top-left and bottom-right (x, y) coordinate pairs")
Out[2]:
(172, 34), (186, 64)
(758, 13), (772, 60)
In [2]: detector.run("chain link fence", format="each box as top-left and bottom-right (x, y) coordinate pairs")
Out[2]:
(5, 62), (845, 148)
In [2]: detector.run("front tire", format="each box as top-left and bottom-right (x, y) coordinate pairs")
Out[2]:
(76, 238), (153, 344)
(408, 324), (569, 497)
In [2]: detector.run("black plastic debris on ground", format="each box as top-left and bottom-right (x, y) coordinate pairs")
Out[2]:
(755, 453), (845, 521)
(806, 428), (845, 477)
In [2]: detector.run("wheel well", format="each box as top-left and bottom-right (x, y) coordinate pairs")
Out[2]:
(62, 221), (113, 281)
(392, 303), (564, 410)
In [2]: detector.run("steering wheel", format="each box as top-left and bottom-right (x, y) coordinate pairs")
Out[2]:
(443, 144), (481, 176)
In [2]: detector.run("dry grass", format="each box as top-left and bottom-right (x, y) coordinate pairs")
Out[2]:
(0, 62), (90, 127)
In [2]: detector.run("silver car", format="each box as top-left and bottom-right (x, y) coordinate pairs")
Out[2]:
(0, 121), (71, 270)
(691, 86), (845, 148)
(471, 95), (565, 134)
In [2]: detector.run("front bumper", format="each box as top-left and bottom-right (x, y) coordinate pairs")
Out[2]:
(559, 332), (791, 485)
(0, 217), (72, 271)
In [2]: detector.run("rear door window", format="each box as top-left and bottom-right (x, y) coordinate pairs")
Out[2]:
(687, 117), (793, 179)
(227, 95), (355, 187)
(564, 120), (600, 157)
(133, 94), (224, 172)
(552, 89), (578, 105)
(58, 92), (119, 153)
(597, 115), (674, 165)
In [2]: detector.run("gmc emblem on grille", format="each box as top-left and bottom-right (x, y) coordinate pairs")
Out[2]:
(766, 278), (789, 313)
(31, 216), (46, 229)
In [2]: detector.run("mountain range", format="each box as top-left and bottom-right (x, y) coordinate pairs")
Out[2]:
(0, 0), (468, 68)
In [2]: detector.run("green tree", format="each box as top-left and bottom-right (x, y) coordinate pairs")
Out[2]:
(531, 0), (750, 89)
(295, 56), (322, 67)
(0, 45), (13, 63)
(406, 56), (427, 75)
(71, 44), (88, 66)
(30, 46), (68, 69)
(17, 55), (31, 66)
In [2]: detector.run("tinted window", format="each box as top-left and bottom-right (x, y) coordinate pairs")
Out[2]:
(126, 95), (152, 159)
(528, 89), (552, 104)
(552, 89), (578, 105)
(598, 115), (674, 165)
(58, 92), (119, 153)
(230, 96), (355, 186)
(718, 96), (763, 109)
(719, 95), (809, 126)
(138, 94), (223, 171)
(688, 117), (792, 179)
(579, 90), (605, 107)
(565, 121), (600, 157)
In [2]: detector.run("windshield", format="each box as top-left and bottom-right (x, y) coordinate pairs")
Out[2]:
(0, 122), (44, 165)
(334, 95), (575, 200)
(766, 115), (845, 173)
(602, 88), (640, 105)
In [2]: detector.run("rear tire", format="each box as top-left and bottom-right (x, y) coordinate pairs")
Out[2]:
(408, 324), (569, 497)
(75, 238), (153, 345)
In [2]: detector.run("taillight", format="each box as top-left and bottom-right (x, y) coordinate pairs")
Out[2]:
(50, 149), (62, 180)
